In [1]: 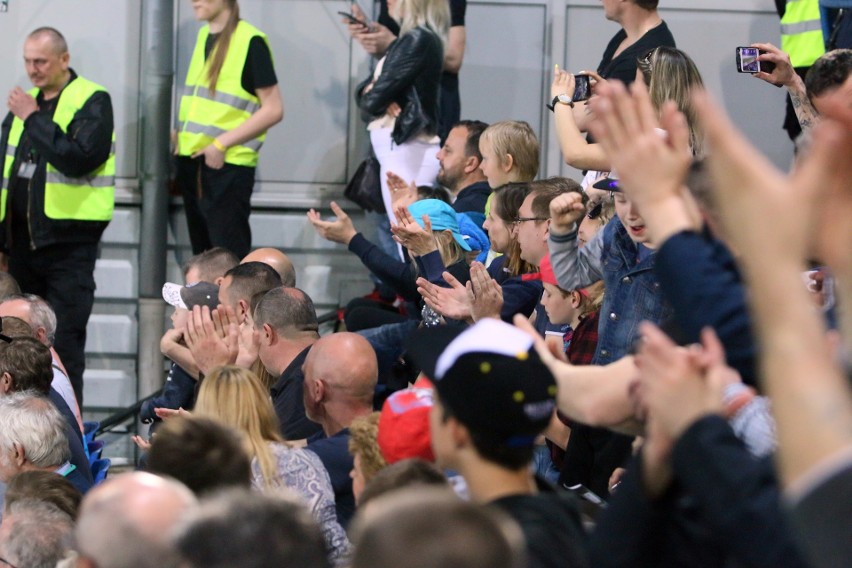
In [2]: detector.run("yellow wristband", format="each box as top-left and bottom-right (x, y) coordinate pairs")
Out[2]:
(211, 139), (226, 152)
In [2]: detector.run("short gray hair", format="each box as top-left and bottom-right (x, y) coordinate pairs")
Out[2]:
(0, 392), (69, 470)
(0, 499), (74, 568)
(2, 294), (58, 344)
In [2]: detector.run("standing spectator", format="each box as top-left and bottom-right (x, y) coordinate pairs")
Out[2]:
(0, 27), (115, 406)
(437, 120), (491, 227)
(175, 0), (284, 258)
(349, 0), (468, 142)
(354, 0), (449, 259)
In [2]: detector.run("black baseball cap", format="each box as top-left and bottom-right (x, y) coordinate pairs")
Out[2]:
(162, 281), (220, 310)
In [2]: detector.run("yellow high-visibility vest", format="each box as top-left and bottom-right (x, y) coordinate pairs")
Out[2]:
(177, 20), (269, 167)
(1, 77), (115, 222)
(781, 0), (825, 68)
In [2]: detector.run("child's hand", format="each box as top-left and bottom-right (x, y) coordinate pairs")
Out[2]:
(549, 192), (586, 236)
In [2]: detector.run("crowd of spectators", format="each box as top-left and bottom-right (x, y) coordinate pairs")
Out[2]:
(1, 0), (851, 567)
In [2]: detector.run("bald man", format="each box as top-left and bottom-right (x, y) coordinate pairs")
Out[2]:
(242, 247), (296, 287)
(303, 332), (378, 528)
(75, 472), (197, 568)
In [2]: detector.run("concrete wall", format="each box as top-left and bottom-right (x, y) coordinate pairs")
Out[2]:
(0, 0), (788, 411)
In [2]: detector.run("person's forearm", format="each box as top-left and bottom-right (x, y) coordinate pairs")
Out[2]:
(786, 75), (820, 133)
(744, 256), (852, 488)
(556, 356), (636, 427)
(554, 104), (610, 171)
(444, 26), (465, 74)
(216, 86), (284, 149)
(162, 343), (200, 380)
(548, 226), (604, 291)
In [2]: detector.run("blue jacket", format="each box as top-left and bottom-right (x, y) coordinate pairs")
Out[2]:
(549, 217), (669, 364)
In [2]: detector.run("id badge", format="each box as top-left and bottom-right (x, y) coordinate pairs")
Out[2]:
(18, 162), (36, 179)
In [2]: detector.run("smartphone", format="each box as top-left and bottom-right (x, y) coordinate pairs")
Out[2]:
(736, 47), (775, 74)
(338, 11), (369, 27)
(573, 74), (592, 102)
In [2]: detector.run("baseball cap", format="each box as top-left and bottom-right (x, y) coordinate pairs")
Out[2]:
(162, 281), (220, 310)
(406, 319), (557, 447)
(592, 170), (620, 192)
(408, 199), (472, 252)
(377, 387), (436, 464)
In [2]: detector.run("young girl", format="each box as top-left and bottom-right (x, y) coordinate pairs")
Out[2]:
(175, 0), (284, 258)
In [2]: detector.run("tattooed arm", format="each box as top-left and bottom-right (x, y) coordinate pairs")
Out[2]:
(751, 42), (820, 133)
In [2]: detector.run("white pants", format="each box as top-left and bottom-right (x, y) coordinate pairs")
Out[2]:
(370, 127), (440, 223)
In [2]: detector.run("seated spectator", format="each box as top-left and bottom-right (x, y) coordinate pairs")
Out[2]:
(347, 412), (384, 504)
(417, 182), (542, 323)
(254, 286), (324, 440)
(193, 365), (350, 563)
(376, 387), (436, 466)
(356, 458), (450, 512)
(217, 261), (282, 326)
(175, 490), (330, 568)
(4, 470), (81, 521)
(0, 340), (92, 491)
(139, 281), (221, 427)
(0, 499), (74, 568)
(145, 416), (252, 497)
(350, 487), (526, 568)
(478, 121), (539, 189)
(0, 295), (80, 431)
(410, 319), (589, 568)
(0, 392), (91, 496)
(303, 333), (378, 528)
(75, 472), (197, 568)
(241, 247), (297, 287)
(181, 246), (239, 286)
(436, 120), (491, 227)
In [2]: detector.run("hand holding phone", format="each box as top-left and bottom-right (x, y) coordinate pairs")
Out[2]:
(339, 11), (369, 28)
(736, 47), (775, 74)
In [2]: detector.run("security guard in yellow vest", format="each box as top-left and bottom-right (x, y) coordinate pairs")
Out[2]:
(175, 0), (283, 258)
(0, 27), (114, 406)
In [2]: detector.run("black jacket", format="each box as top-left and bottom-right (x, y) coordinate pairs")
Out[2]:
(0, 70), (114, 250)
(356, 26), (443, 145)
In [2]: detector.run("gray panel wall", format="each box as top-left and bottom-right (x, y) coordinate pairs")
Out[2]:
(0, 0), (789, 412)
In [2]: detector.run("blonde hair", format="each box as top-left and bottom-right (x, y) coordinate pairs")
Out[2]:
(434, 230), (466, 267)
(204, 0), (241, 96)
(393, 0), (450, 45)
(638, 46), (705, 156)
(480, 121), (540, 182)
(348, 412), (386, 483)
(194, 366), (287, 489)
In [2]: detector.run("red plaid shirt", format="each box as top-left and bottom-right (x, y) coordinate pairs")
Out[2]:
(566, 309), (600, 366)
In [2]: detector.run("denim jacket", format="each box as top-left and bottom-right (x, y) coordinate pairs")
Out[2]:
(548, 217), (670, 364)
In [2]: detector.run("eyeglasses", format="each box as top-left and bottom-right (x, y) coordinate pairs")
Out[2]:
(513, 217), (549, 225)
(0, 556), (18, 568)
(0, 316), (11, 343)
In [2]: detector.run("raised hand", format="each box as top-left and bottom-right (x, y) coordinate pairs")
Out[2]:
(468, 262), (504, 321)
(392, 206), (437, 256)
(387, 171), (418, 211)
(185, 305), (239, 376)
(549, 192), (586, 235)
(307, 201), (358, 245)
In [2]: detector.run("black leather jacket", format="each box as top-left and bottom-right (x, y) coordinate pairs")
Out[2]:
(356, 26), (443, 145)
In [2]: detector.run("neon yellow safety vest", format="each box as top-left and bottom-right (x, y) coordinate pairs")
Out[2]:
(1, 77), (115, 222)
(781, 0), (825, 68)
(177, 21), (269, 167)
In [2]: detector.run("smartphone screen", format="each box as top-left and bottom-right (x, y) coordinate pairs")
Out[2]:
(737, 47), (761, 74)
(572, 75), (591, 102)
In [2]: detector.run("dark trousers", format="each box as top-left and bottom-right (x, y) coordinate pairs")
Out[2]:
(176, 156), (254, 259)
(9, 242), (98, 405)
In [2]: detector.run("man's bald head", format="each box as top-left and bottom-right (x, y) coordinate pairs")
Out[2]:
(241, 248), (296, 287)
(76, 472), (197, 568)
(304, 332), (378, 405)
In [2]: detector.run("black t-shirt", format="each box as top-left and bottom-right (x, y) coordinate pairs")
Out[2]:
(204, 33), (277, 96)
(596, 22), (676, 85)
(378, 0), (466, 36)
(490, 482), (589, 568)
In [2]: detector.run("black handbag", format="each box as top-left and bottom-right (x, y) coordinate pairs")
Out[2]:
(344, 156), (386, 213)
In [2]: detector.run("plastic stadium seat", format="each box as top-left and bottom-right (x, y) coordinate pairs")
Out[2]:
(91, 458), (112, 485)
(87, 440), (105, 467)
(83, 421), (100, 445)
